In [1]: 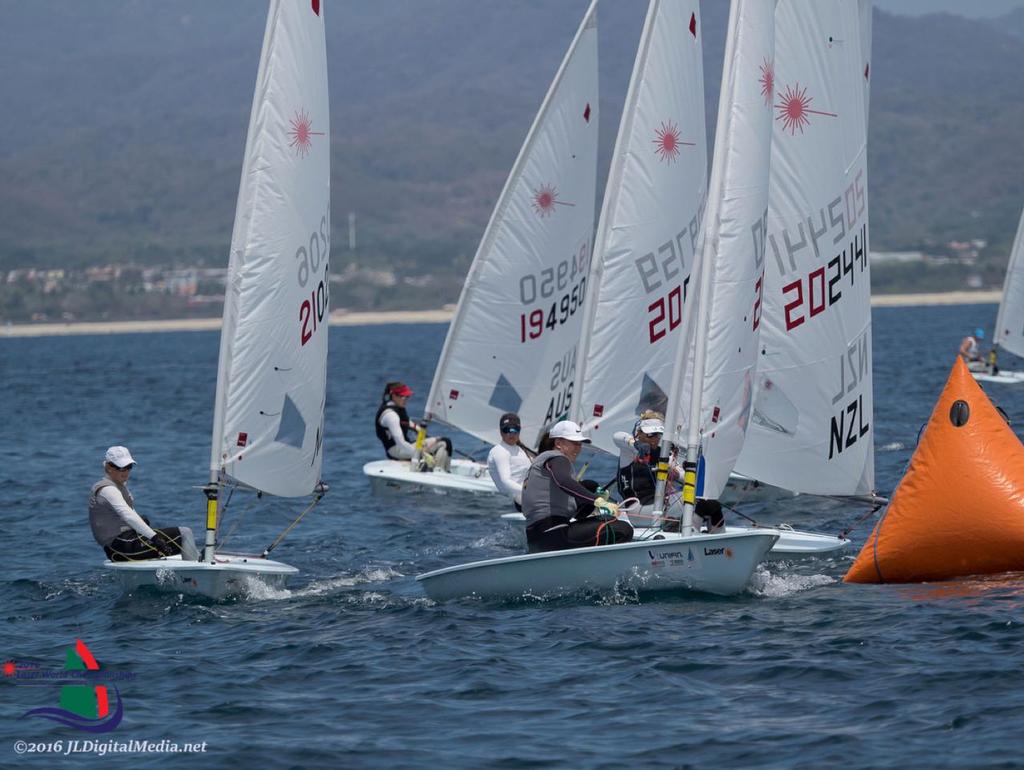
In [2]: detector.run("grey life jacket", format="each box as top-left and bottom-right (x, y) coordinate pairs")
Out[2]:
(521, 449), (575, 529)
(89, 478), (136, 546)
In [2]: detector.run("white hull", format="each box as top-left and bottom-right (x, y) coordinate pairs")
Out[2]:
(103, 553), (297, 599)
(363, 458), (499, 496)
(417, 530), (778, 602)
(364, 457), (792, 504)
(972, 369), (1024, 385)
(497, 512), (846, 559)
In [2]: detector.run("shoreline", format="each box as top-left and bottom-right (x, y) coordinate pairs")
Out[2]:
(0, 292), (1002, 338)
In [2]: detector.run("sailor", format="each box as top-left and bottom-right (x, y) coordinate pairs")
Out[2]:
(521, 420), (633, 553)
(486, 412), (534, 509)
(959, 328), (987, 372)
(612, 411), (680, 506)
(612, 412), (725, 533)
(89, 446), (198, 562)
(987, 347), (1000, 376)
(375, 381), (452, 472)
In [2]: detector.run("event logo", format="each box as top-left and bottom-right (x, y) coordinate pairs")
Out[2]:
(9, 639), (127, 733)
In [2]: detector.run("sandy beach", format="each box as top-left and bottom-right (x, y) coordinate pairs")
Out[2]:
(0, 292), (1002, 338)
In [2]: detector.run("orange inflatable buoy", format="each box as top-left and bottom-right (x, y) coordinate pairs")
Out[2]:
(845, 357), (1024, 583)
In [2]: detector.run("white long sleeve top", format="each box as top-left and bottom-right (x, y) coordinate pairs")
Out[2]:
(487, 442), (531, 504)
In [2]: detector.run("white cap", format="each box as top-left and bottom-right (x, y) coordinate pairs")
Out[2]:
(637, 418), (665, 435)
(104, 446), (136, 468)
(549, 420), (591, 443)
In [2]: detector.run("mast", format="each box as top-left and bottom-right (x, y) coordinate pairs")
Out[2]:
(652, 0), (776, 531)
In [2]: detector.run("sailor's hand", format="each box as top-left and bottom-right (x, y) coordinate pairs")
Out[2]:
(148, 531), (176, 557)
(594, 497), (619, 517)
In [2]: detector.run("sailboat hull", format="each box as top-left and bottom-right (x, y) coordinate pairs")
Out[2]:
(972, 369), (1024, 384)
(417, 530), (777, 602)
(363, 459), (500, 497)
(103, 553), (297, 599)
(496, 513), (845, 559)
(364, 458), (793, 505)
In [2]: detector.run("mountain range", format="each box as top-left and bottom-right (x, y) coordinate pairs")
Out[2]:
(1, 1), (1023, 310)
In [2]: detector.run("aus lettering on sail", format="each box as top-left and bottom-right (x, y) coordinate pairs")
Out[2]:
(297, 209), (331, 346)
(771, 166), (868, 332)
(636, 195), (705, 344)
(518, 238), (591, 344)
(544, 344), (577, 425)
(828, 329), (870, 460)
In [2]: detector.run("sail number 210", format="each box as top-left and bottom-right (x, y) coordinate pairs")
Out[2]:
(297, 214), (330, 346)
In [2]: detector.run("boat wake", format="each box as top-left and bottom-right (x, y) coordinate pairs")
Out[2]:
(879, 442), (906, 452)
(243, 566), (405, 601)
(749, 565), (834, 598)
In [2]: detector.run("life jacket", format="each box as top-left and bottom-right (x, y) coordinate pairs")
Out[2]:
(616, 447), (662, 505)
(521, 449), (573, 528)
(374, 400), (413, 456)
(88, 478), (135, 547)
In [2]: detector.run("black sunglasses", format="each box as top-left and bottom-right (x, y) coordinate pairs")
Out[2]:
(111, 463), (135, 471)
(501, 426), (521, 434)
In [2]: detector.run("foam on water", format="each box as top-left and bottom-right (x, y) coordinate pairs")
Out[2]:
(243, 566), (405, 601)
(879, 441), (907, 452)
(749, 564), (835, 598)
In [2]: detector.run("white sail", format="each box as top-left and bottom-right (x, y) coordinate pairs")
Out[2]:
(211, 0), (330, 498)
(665, 0), (776, 500)
(575, 0), (707, 456)
(994, 206), (1024, 359)
(734, 0), (873, 496)
(425, 2), (599, 449)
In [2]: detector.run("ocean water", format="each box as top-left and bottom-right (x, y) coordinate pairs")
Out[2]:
(3, 304), (1024, 769)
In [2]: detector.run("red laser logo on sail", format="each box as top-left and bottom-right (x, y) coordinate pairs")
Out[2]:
(653, 121), (693, 164)
(288, 109), (324, 157)
(531, 184), (574, 218)
(759, 58), (775, 107)
(775, 83), (837, 135)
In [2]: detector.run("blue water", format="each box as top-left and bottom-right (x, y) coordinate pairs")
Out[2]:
(3, 304), (1024, 769)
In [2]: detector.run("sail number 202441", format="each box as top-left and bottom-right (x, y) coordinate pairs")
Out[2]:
(297, 214), (330, 346)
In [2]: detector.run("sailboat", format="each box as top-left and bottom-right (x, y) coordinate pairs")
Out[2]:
(558, 0), (850, 557)
(418, 0), (779, 602)
(363, 0), (600, 497)
(105, 0), (331, 599)
(974, 205), (1024, 384)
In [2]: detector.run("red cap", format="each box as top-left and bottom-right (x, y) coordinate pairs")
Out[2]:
(391, 383), (414, 397)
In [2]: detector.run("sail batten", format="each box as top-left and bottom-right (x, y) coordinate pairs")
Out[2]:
(211, 0), (330, 498)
